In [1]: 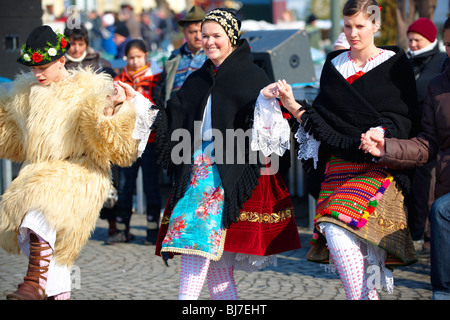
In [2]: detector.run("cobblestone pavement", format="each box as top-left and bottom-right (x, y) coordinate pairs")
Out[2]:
(0, 199), (432, 301)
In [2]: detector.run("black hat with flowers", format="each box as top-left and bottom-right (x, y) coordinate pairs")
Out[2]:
(18, 25), (70, 66)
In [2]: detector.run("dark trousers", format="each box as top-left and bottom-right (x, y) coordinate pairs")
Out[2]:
(115, 143), (161, 232)
(429, 192), (450, 299)
(409, 160), (436, 240)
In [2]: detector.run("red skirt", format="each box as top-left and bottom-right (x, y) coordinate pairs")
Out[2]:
(155, 172), (301, 259)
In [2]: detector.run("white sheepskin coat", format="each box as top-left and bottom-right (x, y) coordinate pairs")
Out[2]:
(0, 68), (139, 266)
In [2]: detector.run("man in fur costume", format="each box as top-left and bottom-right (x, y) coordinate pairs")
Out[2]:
(0, 25), (155, 300)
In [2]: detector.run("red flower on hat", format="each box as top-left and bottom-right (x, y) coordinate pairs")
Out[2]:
(60, 37), (67, 49)
(32, 52), (43, 63)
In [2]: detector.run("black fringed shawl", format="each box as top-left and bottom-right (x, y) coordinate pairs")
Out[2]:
(301, 46), (420, 195)
(153, 39), (271, 229)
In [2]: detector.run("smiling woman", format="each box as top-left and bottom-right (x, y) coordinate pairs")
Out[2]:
(153, 8), (301, 300)
(261, 0), (420, 300)
(201, 20), (234, 66)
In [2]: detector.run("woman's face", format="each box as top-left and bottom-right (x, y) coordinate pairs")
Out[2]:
(126, 47), (148, 71)
(444, 29), (450, 58)
(67, 38), (87, 59)
(344, 12), (379, 53)
(31, 57), (66, 86)
(201, 20), (234, 66)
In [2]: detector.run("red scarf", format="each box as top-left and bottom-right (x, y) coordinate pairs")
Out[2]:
(115, 63), (160, 143)
(115, 63), (160, 100)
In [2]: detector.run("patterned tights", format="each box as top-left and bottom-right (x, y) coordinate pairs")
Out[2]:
(323, 224), (379, 300)
(179, 252), (238, 300)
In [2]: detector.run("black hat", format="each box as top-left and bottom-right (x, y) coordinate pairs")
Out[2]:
(18, 25), (70, 66)
(114, 22), (130, 38)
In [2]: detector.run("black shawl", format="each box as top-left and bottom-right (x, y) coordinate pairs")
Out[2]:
(153, 39), (271, 228)
(301, 46), (420, 196)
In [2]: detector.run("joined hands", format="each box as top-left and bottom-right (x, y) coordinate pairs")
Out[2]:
(105, 81), (137, 116)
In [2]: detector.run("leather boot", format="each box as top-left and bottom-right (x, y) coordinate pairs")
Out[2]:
(7, 233), (52, 300)
(107, 218), (117, 236)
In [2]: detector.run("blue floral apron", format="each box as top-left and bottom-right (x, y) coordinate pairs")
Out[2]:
(160, 141), (226, 261)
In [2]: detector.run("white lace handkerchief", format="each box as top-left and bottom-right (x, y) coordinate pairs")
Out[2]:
(251, 92), (291, 157)
(132, 93), (159, 157)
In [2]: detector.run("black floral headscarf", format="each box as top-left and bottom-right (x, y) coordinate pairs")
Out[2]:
(202, 8), (241, 46)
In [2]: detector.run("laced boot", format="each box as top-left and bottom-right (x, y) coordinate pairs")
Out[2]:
(7, 233), (52, 300)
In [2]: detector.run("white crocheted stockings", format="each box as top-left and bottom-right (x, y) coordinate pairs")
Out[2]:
(178, 253), (238, 300)
(323, 223), (379, 300)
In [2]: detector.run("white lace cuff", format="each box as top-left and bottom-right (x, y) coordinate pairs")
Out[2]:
(131, 93), (159, 157)
(295, 119), (321, 169)
(251, 91), (291, 157)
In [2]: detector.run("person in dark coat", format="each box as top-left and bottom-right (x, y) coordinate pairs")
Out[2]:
(360, 17), (450, 300)
(64, 24), (116, 77)
(272, 0), (419, 300)
(406, 17), (447, 253)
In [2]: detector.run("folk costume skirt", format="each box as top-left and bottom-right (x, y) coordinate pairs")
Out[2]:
(156, 142), (301, 267)
(307, 157), (417, 267)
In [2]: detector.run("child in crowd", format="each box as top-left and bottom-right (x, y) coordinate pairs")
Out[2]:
(107, 39), (163, 245)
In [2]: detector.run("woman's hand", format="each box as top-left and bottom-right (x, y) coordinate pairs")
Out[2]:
(115, 80), (136, 101)
(111, 82), (127, 106)
(274, 80), (304, 120)
(104, 81), (137, 116)
(359, 128), (386, 157)
(261, 82), (280, 99)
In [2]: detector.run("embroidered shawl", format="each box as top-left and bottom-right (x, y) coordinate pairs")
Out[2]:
(301, 46), (420, 196)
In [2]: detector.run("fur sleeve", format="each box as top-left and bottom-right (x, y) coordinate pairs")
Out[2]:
(81, 99), (139, 168)
(78, 70), (139, 168)
(0, 78), (31, 162)
(0, 106), (25, 162)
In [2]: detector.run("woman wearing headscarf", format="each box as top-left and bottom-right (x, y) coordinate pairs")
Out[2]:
(153, 8), (301, 300)
(267, 0), (419, 299)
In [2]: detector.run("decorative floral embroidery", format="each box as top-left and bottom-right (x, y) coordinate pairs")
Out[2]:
(195, 186), (224, 220)
(209, 229), (222, 248)
(162, 214), (188, 246)
(161, 142), (226, 260)
(238, 208), (294, 224)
